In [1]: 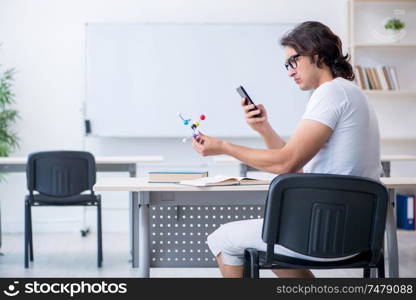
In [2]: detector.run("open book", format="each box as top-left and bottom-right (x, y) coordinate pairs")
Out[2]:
(179, 175), (271, 187)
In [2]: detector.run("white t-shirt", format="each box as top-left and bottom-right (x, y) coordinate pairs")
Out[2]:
(302, 77), (382, 180)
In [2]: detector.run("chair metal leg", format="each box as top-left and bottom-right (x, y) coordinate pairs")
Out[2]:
(363, 267), (371, 278)
(24, 200), (29, 268)
(243, 252), (251, 278)
(252, 262), (260, 278)
(97, 201), (103, 268)
(378, 255), (385, 278)
(28, 204), (33, 262)
(244, 248), (260, 278)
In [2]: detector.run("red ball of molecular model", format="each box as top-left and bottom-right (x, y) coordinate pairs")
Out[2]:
(178, 113), (206, 142)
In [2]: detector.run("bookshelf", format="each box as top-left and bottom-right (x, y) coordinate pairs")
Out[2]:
(349, 0), (416, 140)
(364, 90), (416, 96)
(354, 43), (416, 47)
(352, 0), (415, 3)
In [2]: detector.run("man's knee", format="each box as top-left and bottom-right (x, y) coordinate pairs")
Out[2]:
(206, 226), (225, 254)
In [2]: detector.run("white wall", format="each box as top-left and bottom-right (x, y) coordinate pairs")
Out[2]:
(0, 0), (414, 233)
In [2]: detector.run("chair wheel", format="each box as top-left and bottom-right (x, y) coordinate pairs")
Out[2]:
(81, 228), (90, 237)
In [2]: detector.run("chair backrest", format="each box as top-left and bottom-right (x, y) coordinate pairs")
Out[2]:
(262, 173), (388, 263)
(26, 151), (96, 197)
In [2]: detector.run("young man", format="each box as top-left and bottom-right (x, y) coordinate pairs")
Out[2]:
(191, 21), (381, 278)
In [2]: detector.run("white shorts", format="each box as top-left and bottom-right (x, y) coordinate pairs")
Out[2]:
(206, 218), (358, 266)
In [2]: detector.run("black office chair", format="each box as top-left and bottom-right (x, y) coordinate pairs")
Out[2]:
(25, 151), (103, 268)
(243, 173), (388, 278)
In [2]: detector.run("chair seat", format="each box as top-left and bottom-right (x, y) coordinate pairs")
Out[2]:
(26, 194), (101, 206)
(257, 250), (376, 269)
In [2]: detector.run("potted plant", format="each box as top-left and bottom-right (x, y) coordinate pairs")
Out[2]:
(0, 61), (19, 181)
(384, 17), (405, 43)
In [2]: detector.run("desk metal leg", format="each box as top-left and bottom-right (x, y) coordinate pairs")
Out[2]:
(381, 161), (391, 178)
(129, 197), (132, 260)
(132, 191), (140, 268)
(239, 164), (248, 177)
(137, 191), (150, 277)
(385, 188), (399, 278)
(239, 163), (261, 177)
(129, 165), (137, 262)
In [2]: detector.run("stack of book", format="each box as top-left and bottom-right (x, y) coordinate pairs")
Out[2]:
(354, 65), (400, 90)
(396, 194), (415, 230)
(148, 171), (208, 183)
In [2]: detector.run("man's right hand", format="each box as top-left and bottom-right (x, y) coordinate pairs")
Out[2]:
(241, 98), (270, 134)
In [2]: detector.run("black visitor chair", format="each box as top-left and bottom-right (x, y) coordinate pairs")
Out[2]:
(25, 151), (102, 268)
(243, 173), (388, 278)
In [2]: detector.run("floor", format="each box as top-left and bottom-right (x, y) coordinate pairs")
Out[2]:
(0, 231), (415, 278)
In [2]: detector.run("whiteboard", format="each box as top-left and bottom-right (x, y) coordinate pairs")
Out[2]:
(85, 23), (309, 137)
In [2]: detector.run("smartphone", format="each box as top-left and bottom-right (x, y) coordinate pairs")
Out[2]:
(236, 86), (262, 118)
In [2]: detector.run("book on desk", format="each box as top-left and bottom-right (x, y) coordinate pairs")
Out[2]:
(179, 175), (271, 187)
(148, 171), (208, 183)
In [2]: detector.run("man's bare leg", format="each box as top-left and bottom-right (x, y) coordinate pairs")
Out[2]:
(215, 253), (244, 278)
(272, 269), (315, 278)
(215, 253), (314, 278)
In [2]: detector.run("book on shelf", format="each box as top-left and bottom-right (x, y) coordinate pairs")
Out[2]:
(376, 66), (388, 90)
(354, 65), (367, 90)
(371, 68), (381, 90)
(384, 66), (395, 90)
(366, 67), (376, 90)
(148, 171), (208, 183)
(354, 65), (400, 91)
(179, 175), (271, 187)
(382, 67), (392, 90)
(369, 68), (376, 89)
(363, 67), (372, 90)
(390, 66), (400, 90)
(396, 194), (415, 231)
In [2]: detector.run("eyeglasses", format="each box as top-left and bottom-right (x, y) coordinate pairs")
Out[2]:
(284, 54), (301, 70)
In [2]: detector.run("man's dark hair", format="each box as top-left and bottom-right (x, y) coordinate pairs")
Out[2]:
(281, 21), (355, 81)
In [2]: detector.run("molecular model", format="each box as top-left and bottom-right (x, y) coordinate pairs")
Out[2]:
(178, 113), (206, 143)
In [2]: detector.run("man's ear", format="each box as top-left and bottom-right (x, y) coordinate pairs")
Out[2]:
(308, 54), (317, 65)
(311, 54), (325, 69)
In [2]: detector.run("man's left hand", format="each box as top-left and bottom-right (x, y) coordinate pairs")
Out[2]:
(192, 132), (225, 156)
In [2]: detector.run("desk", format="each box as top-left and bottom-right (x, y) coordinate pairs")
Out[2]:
(379, 155), (416, 177)
(93, 177), (416, 278)
(213, 155), (416, 178)
(0, 155), (163, 253)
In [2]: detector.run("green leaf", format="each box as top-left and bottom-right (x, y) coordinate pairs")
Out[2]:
(384, 18), (405, 30)
(0, 54), (19, 161)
